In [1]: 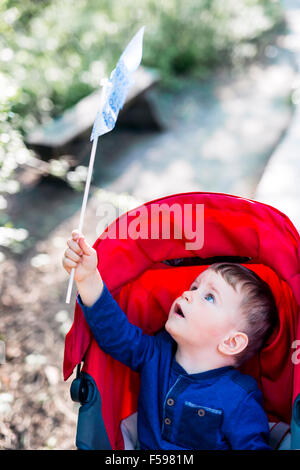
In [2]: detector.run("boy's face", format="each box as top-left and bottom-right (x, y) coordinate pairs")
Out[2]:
(165, 268), (244, 350)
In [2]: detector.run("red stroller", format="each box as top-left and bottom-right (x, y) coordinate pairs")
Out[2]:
(63, 192), (300, 450)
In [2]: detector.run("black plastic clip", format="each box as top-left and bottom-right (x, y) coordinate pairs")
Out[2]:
(70, 363), (89, 404)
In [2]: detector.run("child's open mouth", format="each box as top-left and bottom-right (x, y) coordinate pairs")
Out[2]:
(174, 302), (185, 318)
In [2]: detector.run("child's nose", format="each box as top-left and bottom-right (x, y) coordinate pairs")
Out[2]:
(182, 291), (193, 303)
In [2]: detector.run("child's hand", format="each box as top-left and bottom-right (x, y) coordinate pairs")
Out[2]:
(63, 230), (98, 284)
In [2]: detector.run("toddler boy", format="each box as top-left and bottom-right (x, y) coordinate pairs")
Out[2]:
(63, 230), (277, 450)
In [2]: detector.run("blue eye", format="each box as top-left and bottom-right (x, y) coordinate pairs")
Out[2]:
(204, 293), (215, 303)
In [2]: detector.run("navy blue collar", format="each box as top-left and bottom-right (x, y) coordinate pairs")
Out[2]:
(172, 359), (234, 381)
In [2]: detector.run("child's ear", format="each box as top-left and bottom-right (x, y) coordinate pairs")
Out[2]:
(217, 331), (248, 357)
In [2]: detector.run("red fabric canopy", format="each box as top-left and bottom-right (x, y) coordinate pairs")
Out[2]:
(64, 192), (300, 450)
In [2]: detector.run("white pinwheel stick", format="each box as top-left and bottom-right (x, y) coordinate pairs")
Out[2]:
(65, 80), (108, 304)
(65, 26), (145, 304)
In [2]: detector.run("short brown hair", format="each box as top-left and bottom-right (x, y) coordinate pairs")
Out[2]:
(208, 262), (278, 366)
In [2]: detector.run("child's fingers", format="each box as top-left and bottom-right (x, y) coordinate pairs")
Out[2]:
(78, 236), (94, 256)
(67, 238), (83, 255)
(72, 229), (81, 241)
(63, 256), (77, 272)
(64, 247), (81, 263)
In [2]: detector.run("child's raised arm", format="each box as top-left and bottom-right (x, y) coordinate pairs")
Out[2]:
(62, 230), (103, 307)
(62, 230), (160, 373)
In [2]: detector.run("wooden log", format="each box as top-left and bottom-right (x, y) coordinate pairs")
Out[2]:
(25, 67), (161, 159)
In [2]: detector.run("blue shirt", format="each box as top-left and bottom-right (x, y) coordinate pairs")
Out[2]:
(77, 282), (272, 450)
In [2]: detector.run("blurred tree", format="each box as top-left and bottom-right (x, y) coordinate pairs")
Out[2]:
(1, 0), (285, 131)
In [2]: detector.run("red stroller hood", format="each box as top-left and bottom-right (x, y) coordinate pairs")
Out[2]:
(64, 192), (300, 450)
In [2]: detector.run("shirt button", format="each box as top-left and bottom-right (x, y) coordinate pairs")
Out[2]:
(167, 398), (175, 406)
(164, 417), (171, 425)
(198, 408), (205, 417)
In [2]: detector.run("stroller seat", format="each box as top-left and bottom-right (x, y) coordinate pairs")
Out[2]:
(63, 192), (300, 450)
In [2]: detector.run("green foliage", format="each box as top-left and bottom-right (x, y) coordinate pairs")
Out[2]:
(1, 0), (284, 131)
(0, 0), (284, 251)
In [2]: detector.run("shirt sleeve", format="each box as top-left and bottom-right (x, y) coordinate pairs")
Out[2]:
(224, 391), (272, 450)
(77, 282), (158, 372)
